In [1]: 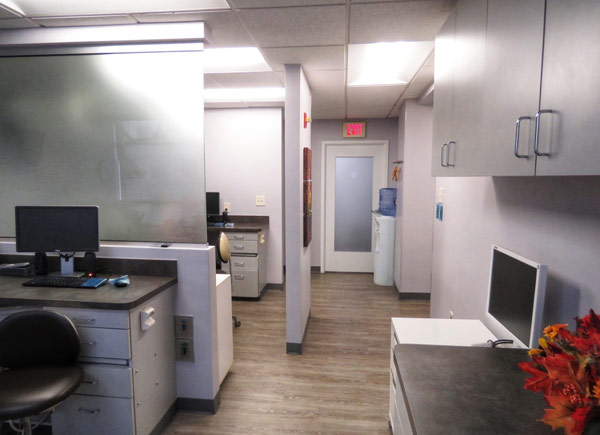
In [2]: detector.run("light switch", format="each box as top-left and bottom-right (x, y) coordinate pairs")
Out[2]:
(256, 195), (266, 206)
(223, 202), (231, 212)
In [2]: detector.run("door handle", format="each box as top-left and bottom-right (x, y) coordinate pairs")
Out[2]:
(514, 116), (531, 158)
(446, 141), (455, 167)
(534, 109), (552, 157)
(440, 143), (448, 167)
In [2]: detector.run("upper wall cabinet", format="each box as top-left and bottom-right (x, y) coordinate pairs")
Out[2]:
(432, 0), (600, 176)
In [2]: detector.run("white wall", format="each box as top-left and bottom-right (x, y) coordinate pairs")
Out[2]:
(284, 65), (312, 348)
(204, 108), (284, 284)
(431, 176), (600, 331)
(310, 118), (399, 268)
(396, 101), (435, 294)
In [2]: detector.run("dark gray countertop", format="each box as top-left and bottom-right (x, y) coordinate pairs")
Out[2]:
(0, 275), (177, 310)
(207, 215), (269, 233)
(394, 344), (552, 435)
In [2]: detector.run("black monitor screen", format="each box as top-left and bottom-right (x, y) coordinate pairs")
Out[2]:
(206, 192), (220, 216)
(15, 206), (100, 253)
(488, 249), (538, 346)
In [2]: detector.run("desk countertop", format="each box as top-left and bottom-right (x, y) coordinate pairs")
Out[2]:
(207, 215), (269, 233)
(394, 344), (552, 435)
(0, 275), (177, 310)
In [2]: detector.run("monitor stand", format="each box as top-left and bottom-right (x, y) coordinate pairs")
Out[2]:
(56, 252), (84, 277)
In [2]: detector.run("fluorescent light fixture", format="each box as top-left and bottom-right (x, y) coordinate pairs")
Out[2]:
(348, 41), (434, 87)
(204, 47), (271, 74)
(204, 87), (285, 103)
(0, 0), (24, 14)
(1, 0), (229, 16)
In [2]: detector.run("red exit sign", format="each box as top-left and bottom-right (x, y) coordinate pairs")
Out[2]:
(343, 121), (366, 138)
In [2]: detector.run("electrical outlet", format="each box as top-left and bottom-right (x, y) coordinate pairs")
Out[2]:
(176, 338), (194, 361)
(223, 202), (230, 212)
(174, 315), (193, 339)
(256, 195), (266, 206)
(449, 310), (454, 319)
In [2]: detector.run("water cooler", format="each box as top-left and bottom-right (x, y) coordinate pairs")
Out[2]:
(373, 188), (396, 286)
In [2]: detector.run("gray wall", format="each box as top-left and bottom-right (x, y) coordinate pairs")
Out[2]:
(284, 65), (312, 347)
(311, 118), (399, 267)
(431, 176), (600, 331)
(205, 108), (284, 284)
(396, 101), (435, 294)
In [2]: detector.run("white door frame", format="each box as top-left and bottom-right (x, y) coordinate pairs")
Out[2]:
(319, 140), (389, 273)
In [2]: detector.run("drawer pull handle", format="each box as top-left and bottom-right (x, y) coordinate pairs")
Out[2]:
(233, 235), (245, 240)
(234, 274), (245, 280)
(234, 245), (245, 249)
(78, 407), (101, 414)
(72, 318), (96, 324)
(82, 340), (98, 346)
(82, 379), (99, 385)
(234, 262), (245, 266)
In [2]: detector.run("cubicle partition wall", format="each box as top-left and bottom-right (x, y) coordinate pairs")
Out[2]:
(0, 24), (207, 243)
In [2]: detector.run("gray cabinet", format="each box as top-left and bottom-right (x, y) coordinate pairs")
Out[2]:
(226, 231), (267, 298)
(433, 0), (600, 176)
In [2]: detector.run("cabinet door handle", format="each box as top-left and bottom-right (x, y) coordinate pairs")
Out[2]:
(82, 379), (99, 385)
(234, 262), (245, 266)
(233, 235), (244, 240)
(234, 245), (244, 250)
(440, 143), (447, 167)
(78, 407), (101, 414)
(446, 141), (455, 167)
(534, 109), (552, 157)
(72, 317), (96, 324)
(514, 116), (531, 158)
(234, 274), (245, 280)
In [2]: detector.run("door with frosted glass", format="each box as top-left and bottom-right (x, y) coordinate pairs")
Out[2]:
(325, 143), (388, 272)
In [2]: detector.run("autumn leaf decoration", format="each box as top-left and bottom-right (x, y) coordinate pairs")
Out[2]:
(519, 310), (600, 435)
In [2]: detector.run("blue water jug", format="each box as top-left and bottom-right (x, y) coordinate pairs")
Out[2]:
(378, 188), (397, 216)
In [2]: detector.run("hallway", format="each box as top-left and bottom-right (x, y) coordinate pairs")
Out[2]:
(165, 273), (429, 434)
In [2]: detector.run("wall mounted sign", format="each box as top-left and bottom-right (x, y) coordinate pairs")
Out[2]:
(303, 147), (312, 247)
(343, 121), (366, 138)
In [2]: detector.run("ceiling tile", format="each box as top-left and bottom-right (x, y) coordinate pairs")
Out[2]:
(230, 0), (344, 8)
(11, 0), (229, 17)
(349, 1), (455, 44)
(133, 10), (254, 47)
(304, 69), (345, 89)
(32, 15), (137, 27)
(262, 45), (344, 72)
(236, 5), (345, 48)
(0, 18), (37, 28)
(205, 71), (284, 88)
(311, 86), (345, 120)
(347, 85), (404, 118)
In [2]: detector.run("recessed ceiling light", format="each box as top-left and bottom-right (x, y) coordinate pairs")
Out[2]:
(348, 41), (434, 87)
(204, 47), (271, 74)
(204, 87), (285, 103)
(0, 0), (229, 17)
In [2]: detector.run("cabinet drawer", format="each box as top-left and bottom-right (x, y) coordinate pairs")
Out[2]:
(52, 395), (134, 435)
(49, 307), (129, 329)
(77, 364), (133, 398)
(226, 232), (258, 242)
(78, 327), (131, 360)
(231, 270), (259, 298)
(229, 240), (258, 254)
(230, 255), (258, 271)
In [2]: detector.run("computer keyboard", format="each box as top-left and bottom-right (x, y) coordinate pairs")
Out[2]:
(23, 275), (91, 288)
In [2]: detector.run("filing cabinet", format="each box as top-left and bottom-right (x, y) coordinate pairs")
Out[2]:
(226, 231), (267, 298)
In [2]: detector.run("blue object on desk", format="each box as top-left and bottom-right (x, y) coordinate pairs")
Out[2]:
(81, 278), (108, 289)
(109, 275), (130, 287)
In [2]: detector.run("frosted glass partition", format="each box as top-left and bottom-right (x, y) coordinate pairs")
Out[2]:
(0, 51), (206, 243)
(334, 156), (373, 252)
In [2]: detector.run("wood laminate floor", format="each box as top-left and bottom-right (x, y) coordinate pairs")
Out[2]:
(164, 273), (430, 435)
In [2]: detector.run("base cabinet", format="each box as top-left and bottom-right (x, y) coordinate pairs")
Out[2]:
(226, 231), (267, 298)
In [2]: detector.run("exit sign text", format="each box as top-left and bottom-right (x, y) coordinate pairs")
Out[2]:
(343, 122), (366, 138)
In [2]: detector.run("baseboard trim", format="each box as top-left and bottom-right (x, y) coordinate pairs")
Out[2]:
(266, 282), (284, 290)
(149, 400), (177, 435)
(176, 391), (221, 414)
(286, 309), (311, 355)
(398, 292), (431, 301)
(310, 266), (321, 273)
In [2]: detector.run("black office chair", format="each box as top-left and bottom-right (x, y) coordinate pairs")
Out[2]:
(0, 310), (84, 435)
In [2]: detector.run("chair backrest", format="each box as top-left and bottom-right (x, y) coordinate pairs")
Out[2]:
(0, 310), (80, 368)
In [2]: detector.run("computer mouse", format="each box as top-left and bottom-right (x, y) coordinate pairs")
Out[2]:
(114, 281), (128, 288)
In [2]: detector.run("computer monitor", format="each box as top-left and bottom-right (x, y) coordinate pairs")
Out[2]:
(15, 206), (99, 276)
(206, 192), (220, 216)
(484, 245), (547, 349)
